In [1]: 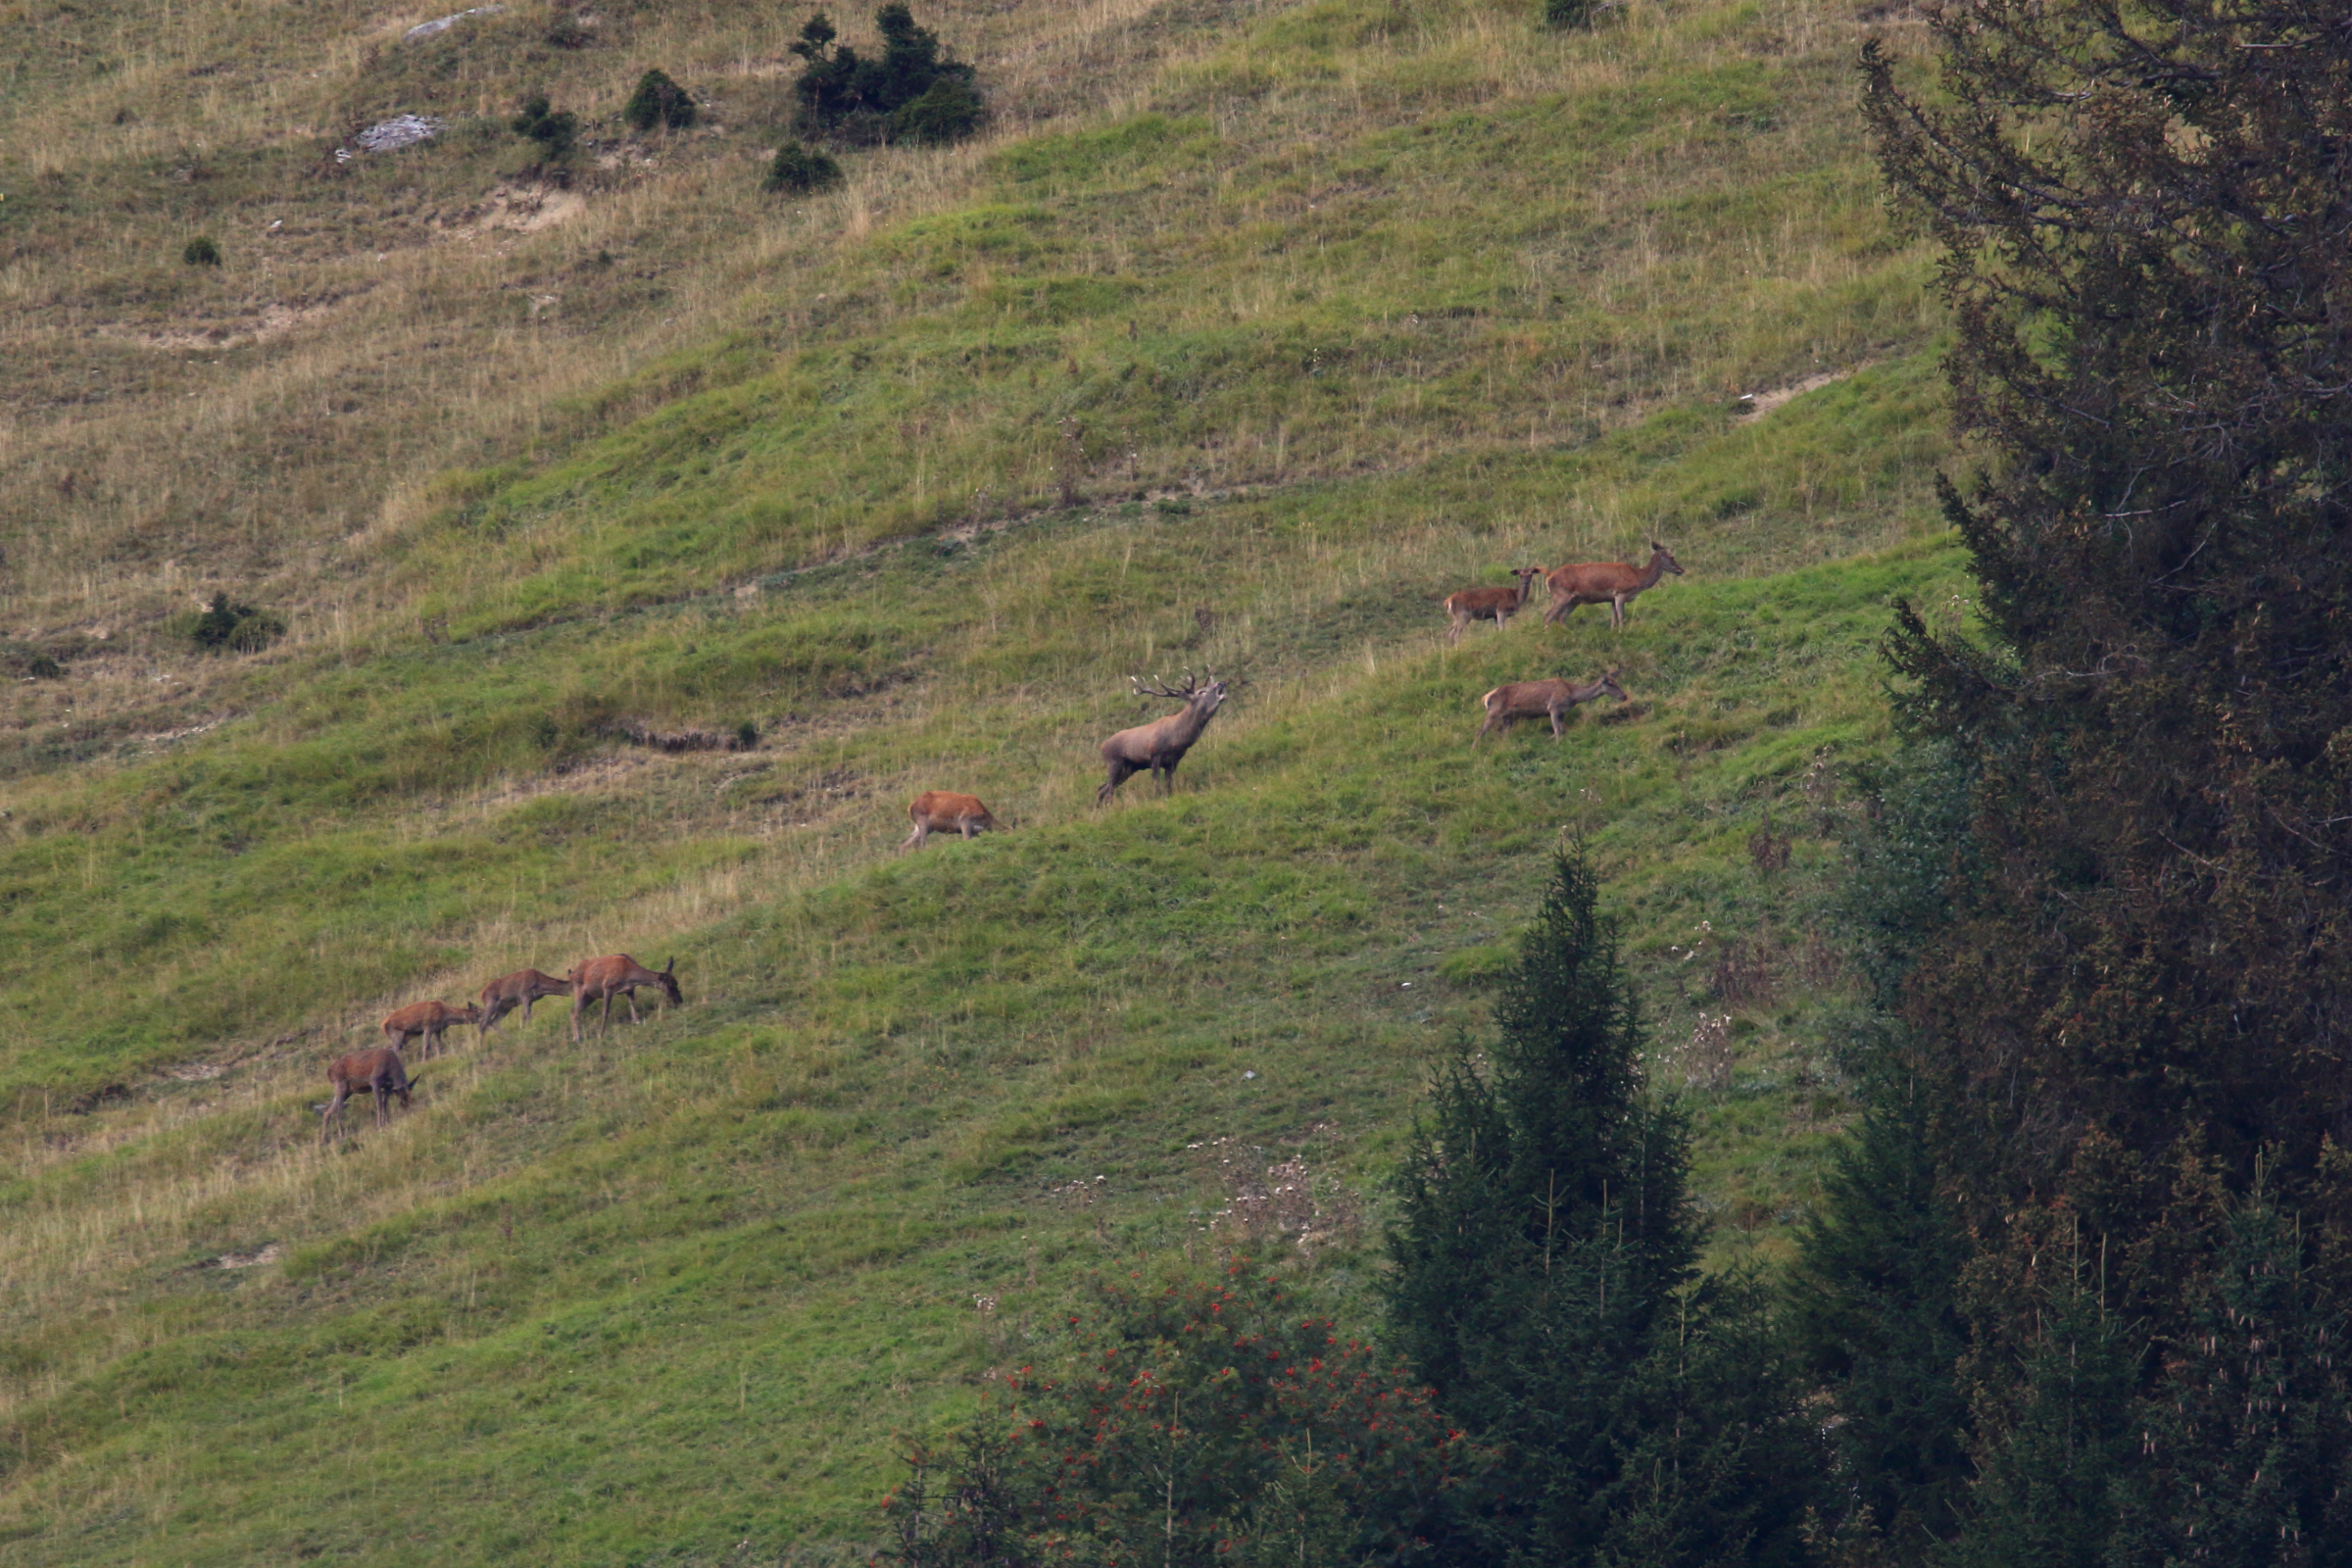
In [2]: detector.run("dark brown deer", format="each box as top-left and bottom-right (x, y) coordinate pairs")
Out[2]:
(1097, 669), (1232, 804)
(1476, 666), (1628, 741)
(319, 1048), (416, 1146)
(570, 954), (683, 1042)
(902, 791), (1000, 852)
(1543, 542), (1686, 629)
(380, 1000), (480, 1060)
(478, 968), (575, 1036)
(1443, 564), (1545, 646)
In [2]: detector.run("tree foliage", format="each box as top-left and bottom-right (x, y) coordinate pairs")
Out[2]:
(879, 1261), (1491, 1566)
(1388, 849), (1814, 1565)
(621, 68), (696, 132)
(789, 5), (982, 146)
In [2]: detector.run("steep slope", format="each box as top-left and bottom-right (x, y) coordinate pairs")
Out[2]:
(1, 0), (1953, 1560)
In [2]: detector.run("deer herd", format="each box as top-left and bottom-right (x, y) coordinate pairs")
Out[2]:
(322, 540), (1683, 1145)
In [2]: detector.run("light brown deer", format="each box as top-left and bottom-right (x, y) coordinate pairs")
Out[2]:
(902, 791), (1000, 852)
(1476, 666), (1629, 741)
(1443, 564), (1545, 646)
(570, 954), (683, 1042)
(319, 1048), (416, 1146)
(380, 1000), (481, 1060)
(478, 968), (576, 1036)
(1543, 541), (1686, 629)
(1097, 669), (1232, 804)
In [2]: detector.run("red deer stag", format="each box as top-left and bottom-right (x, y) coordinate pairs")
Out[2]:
(478, 968), (576, 1036)
(1476, 666), (1628, 741)
(902, 791), (1000, 852)
(1543, 541), (1686, 630)
(1097, 669), (1232, 804)
(570, 954), (683, 1042)
(1443, 564), (1545, 646)
(319, 1048), (416, 1146)
(380, 1000), (481, 1060)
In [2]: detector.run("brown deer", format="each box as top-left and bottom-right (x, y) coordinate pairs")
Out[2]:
(1443, 564), (1545, 646)
(570, 954), (683, 1042)
(478, 968), (576, 1036)
(1476, 666), (1629, 741)
(1097, 669), (1232, 804)
(902, 791), (1000, 852)
(319, 1048), (416, 1146)
(380, 1000), (480, 1060)
(1543, 541), (1686, 629)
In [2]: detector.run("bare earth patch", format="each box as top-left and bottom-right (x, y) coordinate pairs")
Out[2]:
(440, 184), (586, 242)
(1736, 364), (1874, 420)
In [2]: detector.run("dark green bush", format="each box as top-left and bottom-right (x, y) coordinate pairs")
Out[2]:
(763, 139), (843, 193)
(789, 5), (982, 146)
(622, 69), (696, 131)
(0, 643), (63, 680)
(1544, 0), (1598, 25)
(510, 93), (579, 160)
(179, 593), (286, 655)
(182, 235), (221, 267)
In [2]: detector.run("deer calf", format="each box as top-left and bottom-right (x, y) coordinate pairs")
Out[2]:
(1476, 667), (1628, 741)
(380, 1000), (480, 1060)
(1443, 564), (1545, 646)
(319, 1048), (416, 1146)
(902, 791), (1000, 852)
(570, 954), (683, 1043)
(478, 968), (575, 1036)
(1544, 542), (1686, 630)
(1099, 670), (1233, 804)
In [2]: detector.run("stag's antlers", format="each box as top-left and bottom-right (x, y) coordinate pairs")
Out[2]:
(1129, 667), (1243, 704)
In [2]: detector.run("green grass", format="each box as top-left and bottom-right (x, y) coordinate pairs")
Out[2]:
(0, 0), (1970, 1558)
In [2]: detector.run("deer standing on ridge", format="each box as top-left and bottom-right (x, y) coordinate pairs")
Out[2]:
(319, 1048), (416, 1146)
(902, 791), (1001, 852)
(380, 1000), (480, 1060)
(1543, 542), (1686, 629)
(1443, 565), (1545, 646)
(478, 968), (576, 1036)
(570, 954), (683, 1042)
(1097, 670), (1232, 804)
(1476, 667), (1628, 741)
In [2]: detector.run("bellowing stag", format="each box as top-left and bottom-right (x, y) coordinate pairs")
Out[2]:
(1097, 669), (1232, 804)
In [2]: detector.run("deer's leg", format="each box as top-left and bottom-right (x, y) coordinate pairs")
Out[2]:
(571, 989), (588, 1044)
(1097, 761), (1130, 805)
(371, 1080), (391, 1128)
(1550, 703), (1570, 739)
(900, 820), (926, 853)
(1446, 613), (1466, 646)
(959, 819), (976, 839)
(601, 993), (616, 1037)
(320, 1083), (348, 1147)
(625, 988), (644, 1024)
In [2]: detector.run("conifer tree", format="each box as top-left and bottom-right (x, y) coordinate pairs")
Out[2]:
(1389, 850), (1812, 1564)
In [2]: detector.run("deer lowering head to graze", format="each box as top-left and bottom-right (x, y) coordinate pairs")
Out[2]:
(380, 1000), (481, 1060)
(319, 1048), (416, 1146)
(1476, 666), (1629, 741)
(1443, 564), (1545, 646)
(902, 791), (1000, 852)
(1097, 669), (1233, 805)
(570, 954), (683, 1043)
(1543, 542), (1686, 630)
(478, 968), (576, 1036)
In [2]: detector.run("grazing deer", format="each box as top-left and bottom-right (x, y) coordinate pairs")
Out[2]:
(380, 1000), (481, 1060)
(1476, 666), (1628, 741)
(902, 791), (1000, 852)
(1543, 541), (1686, 629)
(319, 1048), (416, 1146)
(1097, 669), (1232, 804)
(478, 968), (576, 1036)
(1443, 564), (1546, 646)
(570, 954), (683, 1043)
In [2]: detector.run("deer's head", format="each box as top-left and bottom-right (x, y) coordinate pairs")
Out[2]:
(1132, 668), (1233, 719)
(656, 956), (683, 1005)
(1598, 665), (1629, 702)
(1649, 541), (1686, 576)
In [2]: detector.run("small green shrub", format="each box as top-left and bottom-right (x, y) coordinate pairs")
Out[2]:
(622, 69), (697, 131)
(764, 140), (843, 193)
(511, 93), (579, 160)
(1438, 943), (1516, 987)
(0, 643), (63, 680)
(176, 593), (286, 655)
(182, 235), (221, 267)
(789, 5), (982, 146)
(545, 1), (593, 47)
(885, 75), (983, 146)
(1544, 0), (1599, 25)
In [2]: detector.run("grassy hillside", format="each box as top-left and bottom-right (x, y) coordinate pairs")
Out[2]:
(0, 0), (1956, 1560)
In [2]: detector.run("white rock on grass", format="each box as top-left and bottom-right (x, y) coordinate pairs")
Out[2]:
(353, 115), (447, 153)
(404, 4), (503, 42)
